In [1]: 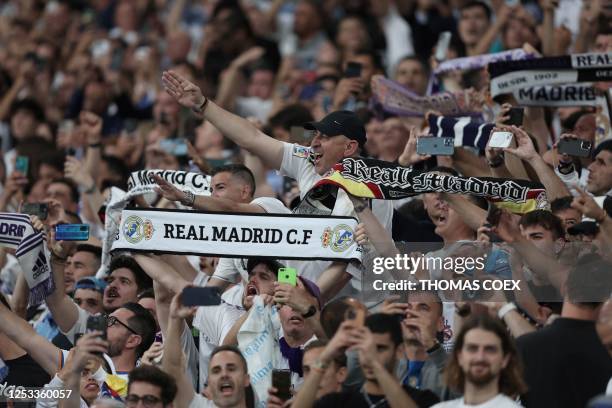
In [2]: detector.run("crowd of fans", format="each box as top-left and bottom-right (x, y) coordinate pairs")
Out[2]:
(0, 0), (611, 407)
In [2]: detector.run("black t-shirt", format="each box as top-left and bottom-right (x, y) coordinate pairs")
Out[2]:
(517, 317), (612, 408)
(314, 384), (439, 408)
(0, 353), (50, 408)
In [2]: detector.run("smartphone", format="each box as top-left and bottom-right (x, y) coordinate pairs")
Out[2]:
(22, 203), (49, 221)
(345, 307), (365, 327)
(416, 137), (454, 155)
(55, 224), (90, 241)
(504, 108), (524, 126)
(488, 131), (513, 149)
(271, 369), (292, 401)
(86, 315), (107, 355)
(434, 31), (452, 62)
(160, 139), (188, 157)
(15, 156), (29, 175)
(181, 286), (222, 307)
(558, 138), (592, 158)
(344, 62), (362, 78)
(278, 267), (297, 286)
(289, 126), (315, 144)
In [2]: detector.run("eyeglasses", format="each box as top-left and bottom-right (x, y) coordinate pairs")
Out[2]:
(106, 315), (139, 335)
(125, 394), (162, 407)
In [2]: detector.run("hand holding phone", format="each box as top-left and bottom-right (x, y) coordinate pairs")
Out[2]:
(558, 138), (592, 158)
(345, 307), (365, 327)
(15, 156), (29, 175)
(86, 315), (108, 355)
(181, 286), (222, 307)
(22, 203), (49, 221)
(416, 137), (454, 156)
(278, 267), (297, 286)
(271, 369), (292, 401)
(488, 131), (513, 149)
(504, 108), (524, 126)
(344, 62), (362, 78)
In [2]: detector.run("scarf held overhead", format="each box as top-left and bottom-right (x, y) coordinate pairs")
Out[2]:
(427, 114), (494, 150)
(313, 158), (548, 214)
(489, 52), (612, 97)
(99, 170), (211, 277)
(371, 75), (483, 117)
(111, 208), (363, 262)
(0, 213), (54, 305)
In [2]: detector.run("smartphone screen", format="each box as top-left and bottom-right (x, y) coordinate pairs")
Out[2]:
(15, 156), (29, 175)
(558, 138), (592, 157)
(344, 62), (362, 78)
(181, 286), (222, 307)
(416, 137), (454, 156)
(504, 108), (524, 126)
(55, 224), (90, 241)
(22, 203), (49, 221)
(272, 369), (292, 401)
(277, 267), (297, 286)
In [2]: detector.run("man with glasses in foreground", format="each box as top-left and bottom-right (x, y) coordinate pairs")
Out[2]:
(126, 365), (178, 408)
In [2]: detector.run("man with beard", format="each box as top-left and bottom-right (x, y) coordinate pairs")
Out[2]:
(46, 254), (153, 345)
(164, 292), (253, 408)
(292, 313), (439, 408)
(434, 315), (526, 408)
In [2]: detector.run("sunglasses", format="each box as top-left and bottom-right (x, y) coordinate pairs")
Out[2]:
(106, 315), (139, 335)
(125, 394), (162, 407)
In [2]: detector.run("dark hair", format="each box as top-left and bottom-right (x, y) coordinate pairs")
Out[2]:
(39, 151), (66, 173)
(561, 109), (592, 132)
(467, 195), (488, 210)
(352, 48), (384, 72)
(268, 104), (314, 131)
(565, 253), (612, 308)
(594, 139), (612, 158)
(75, 244), (102, 260)
(101, 155), (131, 190)
(109, 255), (153, 293)
(365, 313), (402, 347)
(550, 196), (575, 214)
(519, 210), (565, 240)
(304, 339), (347, 367)
(209, 345), (248, 373)
(430, 166), (460, 177)
(122, 302), (157, 359)
(10, 98), (45, 122)
(445, 314), (527, 396)
(395, 55), (431, 77)
(211, 164), (256, 197)
(460, 1), (492, 20)
(212, 2), (253, 37)
(64, 211), (83, 224)
(128, 365), (177, 405)
(320, 297), (361, 338)
(49, 178), (80, 205)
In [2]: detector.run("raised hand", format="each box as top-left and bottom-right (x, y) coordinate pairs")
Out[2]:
(504, 125), (537, 161)
(153, 174), (186, 203)
(398, 127), (432, 166)
(572, 186), (608, 222)
(162, 70), (205, 111)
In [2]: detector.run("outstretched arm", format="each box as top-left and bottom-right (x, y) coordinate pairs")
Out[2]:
(162, 70), (285, 170)
(0, 300), (62, 376)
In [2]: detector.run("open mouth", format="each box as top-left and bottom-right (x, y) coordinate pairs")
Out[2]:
(219, 381), (234, 395)
(106, 289), (119, 300)
(435, 214), (447, 226)
(246, 284), (258, 297)
(289, 315), (304, 324)
(311, 152), (322, 164)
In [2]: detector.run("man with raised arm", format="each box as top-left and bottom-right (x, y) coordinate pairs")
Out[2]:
(161, 70), (394, 297)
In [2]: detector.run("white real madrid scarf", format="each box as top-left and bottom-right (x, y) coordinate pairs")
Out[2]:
(99, 170), (211, 277)
(111, 208), (363, 262)
(0, 213), (53, 305)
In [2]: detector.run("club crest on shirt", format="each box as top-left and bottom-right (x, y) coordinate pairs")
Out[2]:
(292, 145), (310, 159)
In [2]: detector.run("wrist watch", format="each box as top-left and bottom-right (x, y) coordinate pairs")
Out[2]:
(192, 97), (209, 115)
(302, 305), (317, 318)
(181, 190), (196, 207)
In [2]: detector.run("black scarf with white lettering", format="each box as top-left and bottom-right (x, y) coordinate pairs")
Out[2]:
(309, 158), (548, 214)
(489, 52), (612, 98)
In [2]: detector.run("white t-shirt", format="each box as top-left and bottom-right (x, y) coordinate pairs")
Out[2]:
(188, 393), (219, 408)
(211, 196), (291, 285)
(279, 143), (394, 289)
(432, 394), (523, 408)
(193, 296), (245, 391)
